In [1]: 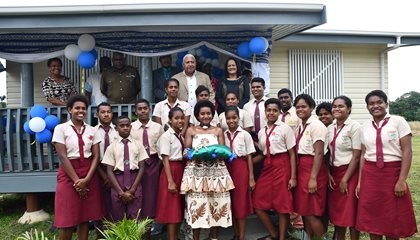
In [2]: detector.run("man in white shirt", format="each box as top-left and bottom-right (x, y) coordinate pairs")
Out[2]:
(85, 56), (111, 106)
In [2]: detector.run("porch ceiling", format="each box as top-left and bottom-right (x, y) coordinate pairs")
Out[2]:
(0, 3), (326, 39)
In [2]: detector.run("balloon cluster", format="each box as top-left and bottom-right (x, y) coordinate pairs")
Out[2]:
(23, 105), (60, 143)
(237, 37), (269, 58)
(176, 45), (224, 78)
(64, 34), (98, 69)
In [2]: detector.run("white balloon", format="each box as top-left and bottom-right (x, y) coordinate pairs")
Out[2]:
(78, 34), (96, 51)
(196, 49), (203, 57)
(263, 37), (269, 51)
(198, 56), (206, 63)
(205, 58), (212, 64)
(211, 59), (220, 67)
(29, 117), (46, 133)
(64, 44), (81, 61)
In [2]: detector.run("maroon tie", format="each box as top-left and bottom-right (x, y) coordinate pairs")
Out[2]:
(174, 133), (184, 152)
(122, 138), (131, 190)
(254, 100), (262, 133)
(372, 117), (390, 169)
(330, 125), (345, 164)
(296, 124), (308, 156)
(265, 125), (277, 165)
(281, 112), (287, 123)
(101, 125), (111, 152)
(142, 125), (150, 156)
(71, 125), (86, 162)
(226, 131), (239, 152)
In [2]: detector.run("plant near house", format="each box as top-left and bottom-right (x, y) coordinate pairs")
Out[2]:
(98, 215), (153, 240)
(16, 228), (55, 240)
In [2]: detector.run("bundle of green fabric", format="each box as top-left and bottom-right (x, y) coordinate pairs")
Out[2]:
(185, 144), (237, 162)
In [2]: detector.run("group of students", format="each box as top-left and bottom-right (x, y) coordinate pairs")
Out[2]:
(51, 76), (417, 240)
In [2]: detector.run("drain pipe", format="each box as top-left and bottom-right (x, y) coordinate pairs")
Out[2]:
(380, 36), (402, 91)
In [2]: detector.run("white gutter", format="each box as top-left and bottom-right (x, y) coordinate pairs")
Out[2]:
(380, 36), (402, 91)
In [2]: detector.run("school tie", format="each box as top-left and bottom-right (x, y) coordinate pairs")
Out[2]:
(71, 125), (86, 162)
(372, 117), (390, 169)
(254, 99), (262, 133)
(101, 125), (111, 152)
(265, 125), (277, 165)
(174, 133), (184, 152)
(330, 125), (345, 165)
(296, 124), (308, 157)
(142, 125), (152, 165)
(122, 138), (131, 190)
(281, 111), (287, 123)
(226, 131), (239, 152)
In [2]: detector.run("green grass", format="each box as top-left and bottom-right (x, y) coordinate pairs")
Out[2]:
(1, 136), (420, 239)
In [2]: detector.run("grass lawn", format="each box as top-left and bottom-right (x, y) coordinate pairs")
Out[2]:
(1, 135), (420, 239)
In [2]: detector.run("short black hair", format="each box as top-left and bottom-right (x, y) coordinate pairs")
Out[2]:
(67, 94), (89, 109)
(165, 78), (179, 88)
(195, 85), (210, 97)
(194, 100), (215, 120)
(225, 91), (239, 101)
(333, 95), (353, 114)
(168, 107), (184, 120)
(264, 98), (282, 110)
(159, 55), (172, 61)
(47, 57), (62, 67)
(316, 102), (332, 116)
(294, 94), (316, 109)
(277, 88), (293, 98)
(225, 106), (240, 118)
(116, 115), (131, 124)
(251, 77), (265, 88)
(365, 90), (388, 104)
(134, 98), (150, 109)
(97, 102), (111, 112)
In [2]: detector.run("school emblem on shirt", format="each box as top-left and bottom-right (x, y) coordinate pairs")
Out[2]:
(89, 135), (94, 140)
(387, 131), (398, 141)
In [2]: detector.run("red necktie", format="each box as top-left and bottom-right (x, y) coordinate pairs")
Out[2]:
(296, 124), (308, 156)
(226, 131), (240, 152)
(265, 125), (277, 165)
(101, 125), (111, 152)
(71, 125), (86, 162)
(174, 133), (184, 152)
(330, 125), (345, 165)
(372, 117), (390, 169)
(142, 125), (153, 165)
(122, 138), (131, 190)
(254, 100), (261, 133)
(281, 112), (287, 123)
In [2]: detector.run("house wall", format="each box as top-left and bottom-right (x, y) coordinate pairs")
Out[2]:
(268, 42), (388, 123)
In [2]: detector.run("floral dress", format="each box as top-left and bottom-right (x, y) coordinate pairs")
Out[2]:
(181, 133), (234, 229)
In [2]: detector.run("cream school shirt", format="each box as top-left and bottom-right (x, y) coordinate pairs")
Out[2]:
(131, 119), (164, 155)
(102, 136), (149, 171)
(158, 127), (184, 161)
(224, 126), (256, 157)
(94, 123), (118, 159)
(258, 120), (296, 155)
(361, 114), (411, 162)
(52, 120), (100, 159)
(219, 108), (254, 131)
(152, 98), (192, 126)
(281, 107), (300, 132)
(190, 113), (220, 127)
(243, 96), (268, 132)
(327, 118), (361, 167)
(296, 115), (328, 156)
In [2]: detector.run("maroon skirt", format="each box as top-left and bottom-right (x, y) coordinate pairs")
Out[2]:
(356, 161), (417, 238)
(54, 158), (106, 228)
(141, 154), (162, 218)
(328, 164), (358, 227)
(253, 152), (294, 214)
(155, 161), (185, 224)
(227, 156), (253, 219)
(294, 155), (328, 217)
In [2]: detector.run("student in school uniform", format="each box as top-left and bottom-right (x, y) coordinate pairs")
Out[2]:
(327, 96), (361, 240)
(93, 102), (118, 235)
(356, 90), (417, 239)
(52, 95), (105, 240)
(316, 102), (334, 127)
(131, 98), (164, 238)
(224, 106), (256, 240)
(190, 85), (220, 127)
(277, 88), (300, 132)
(243, 77), (269, 135)
(155, 107), (186, 240)
(102, 115), (149, 221)
(152, 78), (191, 135)
(219, 91), (253, 132)
(252, 98), (297, 240)
(293, 94), (329, 239)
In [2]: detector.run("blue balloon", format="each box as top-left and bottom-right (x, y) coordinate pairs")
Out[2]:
(177, 51), (187, 59)
(200, 45), (208, 52)
(176, 58), (183, 69)
(202, 48), (212, 58)
(44, 115), (60, 131)
(210, 51), (219, 59)
(36, 129), (52, 143)
(78, 51), (96, 69)
(249, 37), (268, 55)
(30, 105), (47, 119)
(89, 48), (98, 60)
(237, 42), (252, 58)
(24, 120), (35, 134)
